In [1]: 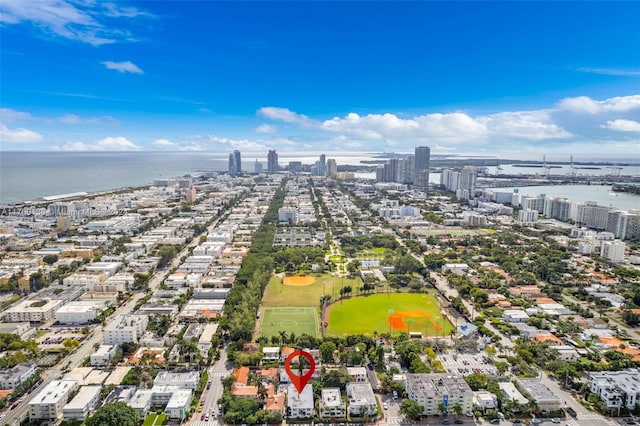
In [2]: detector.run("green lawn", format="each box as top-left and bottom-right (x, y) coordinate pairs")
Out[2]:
(262, 274), (360, 307)
(261, 307), (319, 338)
(143, 413), (167, 426)
(326, 292), (454, 337)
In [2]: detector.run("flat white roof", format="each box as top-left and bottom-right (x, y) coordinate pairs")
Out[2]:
(64, 385), (101, 409)
(31, 380), (76, 405)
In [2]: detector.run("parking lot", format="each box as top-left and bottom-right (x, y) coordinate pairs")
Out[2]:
(438, 350), (498, 376)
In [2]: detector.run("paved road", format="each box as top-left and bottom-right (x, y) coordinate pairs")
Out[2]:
(188, 347), (232, 426)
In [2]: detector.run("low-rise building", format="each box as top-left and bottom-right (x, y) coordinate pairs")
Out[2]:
(287, 385), (314, 418)
(104, 314), (148, 345)
(473, 390), (498, 410)
(29, 379), (78, 422)
(589, 369), (640, 411)
(346, 382), (377, 417)
(516, 378), (562, 412)
(498, 382), (528, 406)
(90, 344), (119, 367)
(319, 388), (346, 419)
(62, 385), (101, 420)
(55, 300), (107, 324)
(503, 310), (530, 323)
(0, 363), (37, 389)
(165, 389), (193, 420)
(347, 367), (368, 383)
(153, 371), (199, 390)
(405, 374), (473, 416)
(5, 299), (63, 323)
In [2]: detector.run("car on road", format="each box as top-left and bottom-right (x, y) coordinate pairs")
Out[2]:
(489, 420), (500, 425)
(531, 420), (541, 424)
(201, 413), (205, 420)
(454, 421), (463, 425)
(550, 419), (560, 424)
(383, 402), (388, 410)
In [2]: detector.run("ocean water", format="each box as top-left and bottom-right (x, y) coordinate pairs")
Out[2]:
(0, 151), (383, 203)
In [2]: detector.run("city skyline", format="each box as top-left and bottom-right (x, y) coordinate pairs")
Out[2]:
(0, 1), (639, 159)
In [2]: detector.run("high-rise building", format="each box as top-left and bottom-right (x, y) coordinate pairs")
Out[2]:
(289, 161), (302, 173)
(601, 240), (625, 263)
(326, 159), (337, 177)
(228, 150), (241, 176)
(233, 150), (241, 174)
(254, 159), (263, 174)
(186, 185), (197, 203)
(413, 146), (430, 191)
(319, 154), (326, 176)
(267, 149), (278, 174)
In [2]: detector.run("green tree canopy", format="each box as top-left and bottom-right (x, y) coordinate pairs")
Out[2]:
(86, 402), (138, 426)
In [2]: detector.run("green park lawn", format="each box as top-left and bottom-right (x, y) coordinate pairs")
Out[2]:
(326, 292), (454, 337)
(143, 413), (167, 426)
(260, 307), (319, 338)
(262, 274), (360, 307)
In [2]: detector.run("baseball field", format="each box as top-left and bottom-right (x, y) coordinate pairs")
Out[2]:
(325, 292), (454, 337)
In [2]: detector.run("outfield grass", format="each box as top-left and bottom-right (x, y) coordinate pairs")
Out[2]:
(262, 274), (361, 307)
(261, 307), (318, 338)
(326, 292), (454, 337)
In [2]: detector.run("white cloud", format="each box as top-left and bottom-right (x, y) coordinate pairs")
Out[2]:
(0, 0), (152, 46)
(414, 112), (487, 140)
(576, 67), (640, 77)
(481, 110), (572, 140)
(152, 139), (176, 147)
(58, 114), (101, 124)
(254, 124), (277, 134)
(603, 119), (640, 132)
(258, 107), (316, 127)
(101, 61), (144, 74)
(61, 136), (141, 151)
(0, 124), (43, 143)
(557, 95), (640, 114)
(0, 108), (32, 122)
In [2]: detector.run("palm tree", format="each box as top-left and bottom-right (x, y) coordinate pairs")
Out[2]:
(436, 401), (447, 418)
(452, 403), (463, 419)
(278, 330), (287, 346)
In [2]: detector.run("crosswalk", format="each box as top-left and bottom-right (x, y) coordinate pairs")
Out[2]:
(563, 413), (618, 426)
(189, 420), (218, 426)
(385, 417), (416, 425)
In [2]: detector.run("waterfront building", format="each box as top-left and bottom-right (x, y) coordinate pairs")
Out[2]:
(601, 240), (625, 263)
(288, 161), (302, 173)
(254, 159), (263, 174)
(413, 146), (430, 191)
(326, 159), (337, 177)
(267, 149), (278, 173)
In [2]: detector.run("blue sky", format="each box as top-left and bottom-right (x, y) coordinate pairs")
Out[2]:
(1, 1), (639, 160)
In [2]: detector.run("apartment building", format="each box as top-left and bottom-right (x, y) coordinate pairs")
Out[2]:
(62, 385), (101, 420)
(104, 314), (148, 345)
(319, 388), (346, 419)
(589, 369), (640, 411)
(405, 373), (473, 416)
(29, 380), (78, 422)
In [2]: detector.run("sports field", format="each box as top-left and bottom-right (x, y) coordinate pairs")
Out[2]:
(325, 292), (454, 337)
(262, 274), (361, 307)
(260, 307), (319, 338)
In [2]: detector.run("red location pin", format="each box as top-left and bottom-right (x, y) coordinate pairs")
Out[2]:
(284, 349), (316, 393)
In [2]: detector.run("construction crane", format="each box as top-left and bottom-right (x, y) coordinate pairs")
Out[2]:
(542, 155), (550, 177)
(569, 155), (577, 177)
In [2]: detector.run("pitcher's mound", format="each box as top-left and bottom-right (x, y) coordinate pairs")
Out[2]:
(283, 275), (316, 286)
